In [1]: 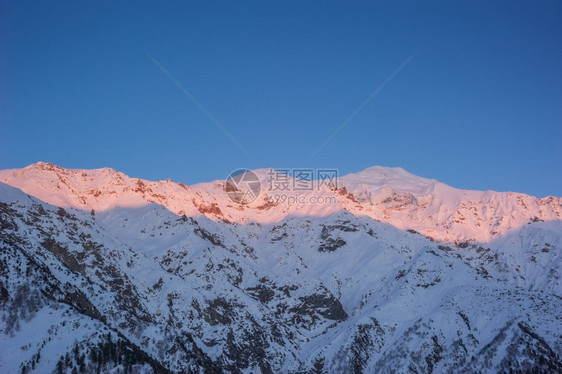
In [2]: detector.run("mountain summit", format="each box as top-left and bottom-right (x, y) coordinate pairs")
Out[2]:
(0, 163), (561, 373)
(1, 162), (559, 243)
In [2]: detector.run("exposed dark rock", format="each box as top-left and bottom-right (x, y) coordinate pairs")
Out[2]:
(291, 292), (348, 322)
(0, 281), (8, 302)
(318, 238), (346, 253)
(246, 284), (275, 304)
(194, 227), (226, 248)
(203, 298), (236, 326)
(425, 335), (443, 373)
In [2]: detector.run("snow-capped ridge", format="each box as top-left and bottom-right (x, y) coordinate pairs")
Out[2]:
(0, 163), (560, 243)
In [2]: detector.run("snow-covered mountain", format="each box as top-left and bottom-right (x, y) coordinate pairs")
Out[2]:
(2, 163), (559, 243)
(0, 162), (560, 373)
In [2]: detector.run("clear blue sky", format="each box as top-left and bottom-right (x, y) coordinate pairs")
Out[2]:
(1, 1), (561, 197)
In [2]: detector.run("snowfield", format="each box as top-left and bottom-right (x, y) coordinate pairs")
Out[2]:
(0, 162), (560, 373)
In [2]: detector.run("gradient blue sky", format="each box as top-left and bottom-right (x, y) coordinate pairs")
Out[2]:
(1, 1), (561, 196)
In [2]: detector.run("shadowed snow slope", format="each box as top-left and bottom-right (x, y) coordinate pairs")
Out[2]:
(0, 163), (561, 373)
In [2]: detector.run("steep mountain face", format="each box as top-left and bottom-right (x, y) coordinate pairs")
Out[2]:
(2, 163), (560, 243)
(0, 162), (560, 373)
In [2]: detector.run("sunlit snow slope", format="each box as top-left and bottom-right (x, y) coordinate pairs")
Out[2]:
(1, 162), (559, 243)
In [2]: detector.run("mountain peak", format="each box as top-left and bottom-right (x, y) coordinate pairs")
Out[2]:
(0, 162), (560, 243)
(1, 163), (561, 374)
(340, 165), (439, 196)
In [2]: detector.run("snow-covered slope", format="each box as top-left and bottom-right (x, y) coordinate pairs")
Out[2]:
(0, 163), (561, 373)
(340, 166), (561, 243)
(1, 162), (559, 243)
